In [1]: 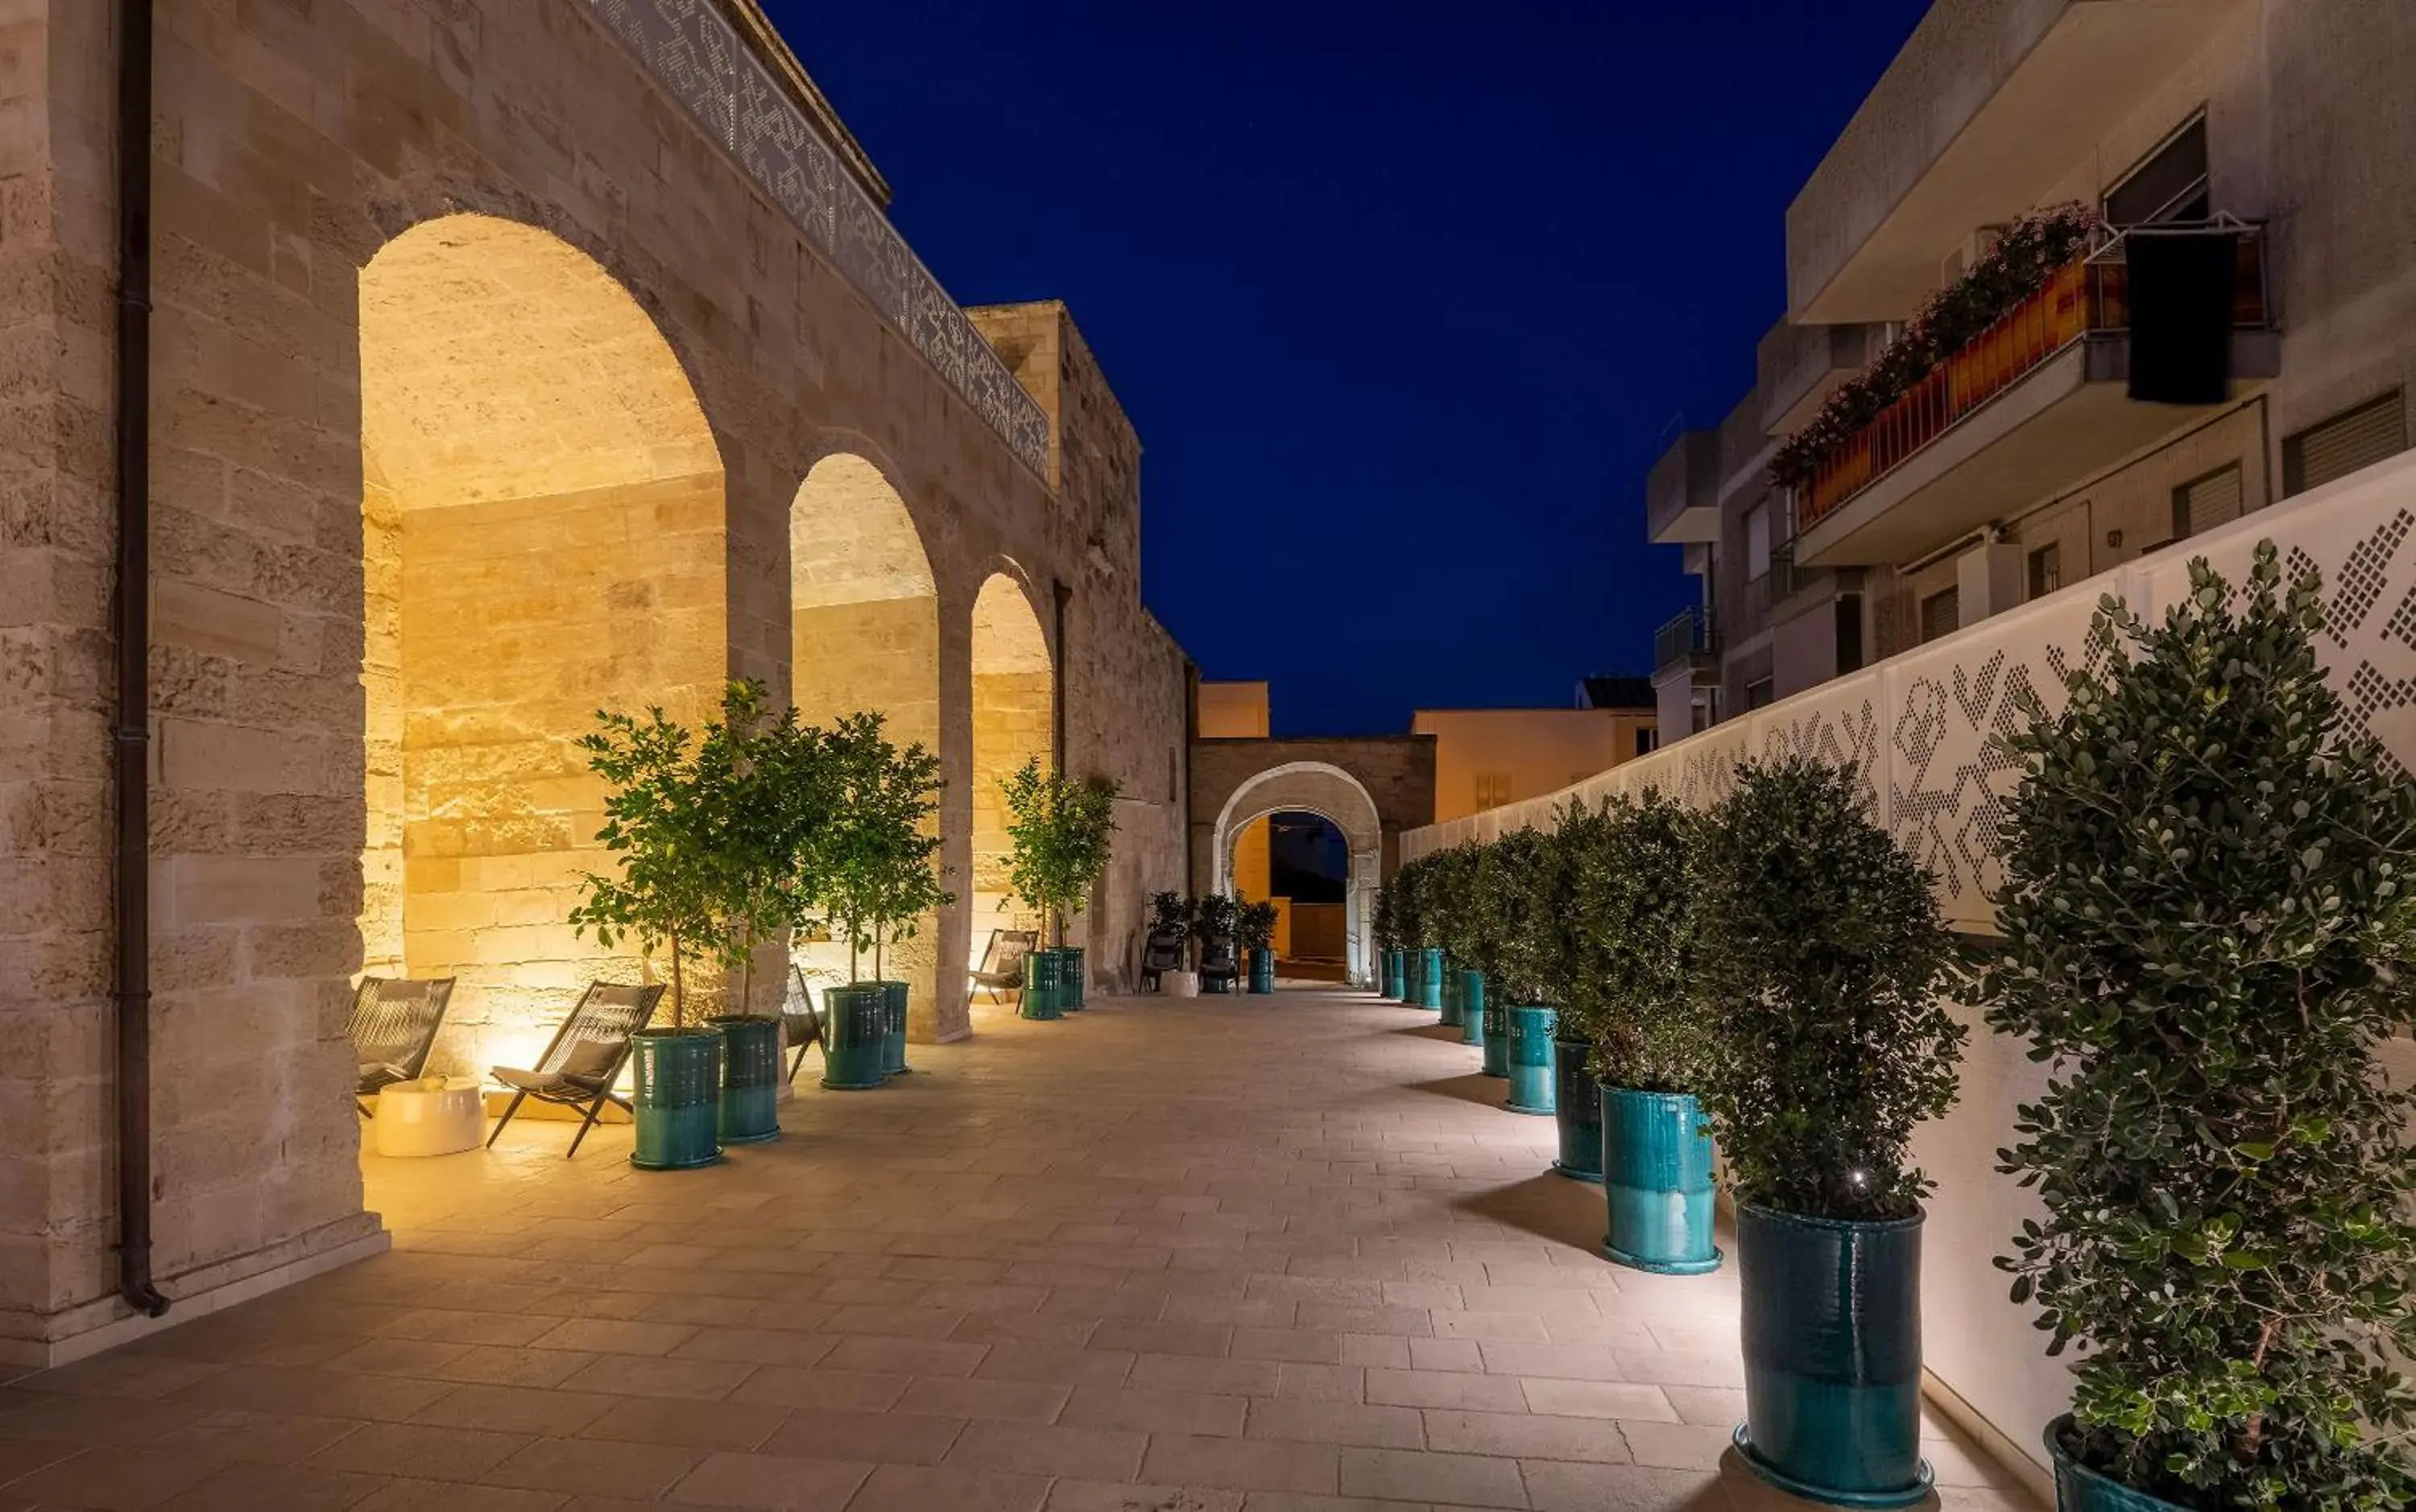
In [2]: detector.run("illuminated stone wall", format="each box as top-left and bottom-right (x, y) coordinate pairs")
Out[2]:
(969, 574), (1054, 957)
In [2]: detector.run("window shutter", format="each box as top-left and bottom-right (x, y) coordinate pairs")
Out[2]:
(1920, 586), (1961, 643)
(2175, 465), (2244, 539)
(2286, 393), (2408, 497)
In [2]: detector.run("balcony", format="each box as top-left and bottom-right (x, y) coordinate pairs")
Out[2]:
(1787, 0), (2254, 323)
(1654, 606), (1716, 678)
(1647, 430), (1722, 545)
(1794, 222), (2277, 568)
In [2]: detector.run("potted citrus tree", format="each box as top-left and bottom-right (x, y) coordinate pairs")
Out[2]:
(1473, 827), (1564, 1116)
(859, 718), (949, 1076)
(1981, 546), (2416, 1512)
(1564, 790), (1719, 1272)
(1693, 754), (1963, 1506)
(999, 758), (1120, 1015)
(1239, 896), (1279, 994)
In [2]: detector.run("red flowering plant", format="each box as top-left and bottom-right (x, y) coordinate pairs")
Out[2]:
(1769, 203), (2100, 492)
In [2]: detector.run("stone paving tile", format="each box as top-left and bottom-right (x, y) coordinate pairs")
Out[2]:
(0, 990), (2041, 1511)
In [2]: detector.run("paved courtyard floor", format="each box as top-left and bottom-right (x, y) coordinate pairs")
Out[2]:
(0, 987), (2038, 1510)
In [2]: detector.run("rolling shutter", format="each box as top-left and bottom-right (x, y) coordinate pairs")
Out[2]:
(2175, 465), (2244, 539)
(1920, 587), (1961, 644)
(2286, 392), (2408, 497)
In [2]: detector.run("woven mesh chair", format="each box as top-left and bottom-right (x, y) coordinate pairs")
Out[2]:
(781, 964), (826, 1083)
(1140, 927), (1186, 991)
(349, 976), (457, 1117)
(486, 982), (664, 1157)
(969, 928), (1037, 1006)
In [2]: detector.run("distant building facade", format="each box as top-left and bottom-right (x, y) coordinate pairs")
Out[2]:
(1413, 693), (1658, 824)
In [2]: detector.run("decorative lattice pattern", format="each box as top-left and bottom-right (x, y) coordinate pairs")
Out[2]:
(587, 0), (1052, 477)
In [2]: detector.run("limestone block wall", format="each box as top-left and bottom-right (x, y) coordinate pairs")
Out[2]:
(0, 0), (1194, 1361)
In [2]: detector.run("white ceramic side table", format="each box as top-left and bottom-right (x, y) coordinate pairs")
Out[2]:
(373, 1076), (484, 1157)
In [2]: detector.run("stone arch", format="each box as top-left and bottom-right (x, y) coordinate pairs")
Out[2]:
(1210, 763), (1385, 985)
(788, 448), (942, 1016)
(358, 212), (729, 1079)
(969, 567), (1056, 955)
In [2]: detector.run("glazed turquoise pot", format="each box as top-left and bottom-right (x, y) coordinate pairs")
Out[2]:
(1735, 1202), (1931, 1507)
(1419, 948), (1445, 1010)
(709, 1014), (780, 1145)
(1479, 1002), (1508, 1076)
(1022, 948), (1065, 1020)
(631, 1027), (722, 1170)
(1459, 971), (1486, 1048)
(1549, 1040), (1602, 1181)
(877, 981), (909, 1075)
(1381, 949), (1404, 1000)
(1504, 1006), (1557, 1114)
(1064, 946), (1086, 1010)
(2046, 1416), (2180, 1512)
(1438, 961), (1464, 1027)
(1601, 1088), (1720, 1274)
(820, 983), (889, 1089)
(1247, 948), (1275, 994)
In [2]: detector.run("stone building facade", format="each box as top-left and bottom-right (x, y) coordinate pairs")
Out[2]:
(2, 0), (1190, 1362)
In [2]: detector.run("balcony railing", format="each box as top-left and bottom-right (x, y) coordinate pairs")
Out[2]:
(1655, 607), (1714, 672)
(1797, 220), (2269, 531)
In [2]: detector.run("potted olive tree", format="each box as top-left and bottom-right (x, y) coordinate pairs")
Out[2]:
(1981, 547), (2416, 1512)
(999, 758), (1121, 1015)
(1239, 896), (1279, 994)
(573, 682), (805, 1168)
(1473, 827), (1564, 1116)
(1694, 754), (1963, 1506)
(1564, 790), (1718, 1272)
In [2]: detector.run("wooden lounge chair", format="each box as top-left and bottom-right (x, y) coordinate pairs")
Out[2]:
(485, 982), (664, 1157)
(968, 928), (1037, 1006)
(1139, 927), (1186, 991)
(349, 976), (457, 1117)
(782, 964), (827, 1084)
(1198, 934), (1240, 993)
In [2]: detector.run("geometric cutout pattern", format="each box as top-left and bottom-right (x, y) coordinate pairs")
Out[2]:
(587, 0), (1053, 477)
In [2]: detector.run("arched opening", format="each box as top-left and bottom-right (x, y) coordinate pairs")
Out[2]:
(1210, 763), (1384, 985)
(969, 571), (1055, 959)
(790, 453), (941, 1018)
(358, 213), (726, 1082)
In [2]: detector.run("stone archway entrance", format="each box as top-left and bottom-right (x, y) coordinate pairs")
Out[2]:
(358, 213), (727, 1080)
(969, 570), (1056, 962)
(1190, 737), (1435, 988)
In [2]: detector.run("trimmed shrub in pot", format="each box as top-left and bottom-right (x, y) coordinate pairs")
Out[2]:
(1473, 828), (1564, 1116)
(818, 713), (950, 1079)
(1193, 891), (1241, 995)
(1980, 547), (2416, 1512)
(1562, 791), (1719, 1270)
(1429, 842), (1484, 1028)
(1694, 754), (1963, 1506)
(999, 758), (1121, 1014)
(1372, 878), (1402, 998)
(1239, 897), (1278, 994)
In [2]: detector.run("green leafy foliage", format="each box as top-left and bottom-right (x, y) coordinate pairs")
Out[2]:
(1392, 856), (1429, 950)
(1148, 891), (1194, 944)
(813, 712), (950, 982)
(570, 681), (831, 1026)
(1372, 878), (1399, 952)
(999, 758), (1121, 945)
(1469, 827), (1567, 1006)
(1978, 545), (2416, 1510)
(1692, 755), (1963, 1221)
(1557, 792), (1709, 1093)
(1239, 897), (1279, 952)
(1193, 891), (1239, 943)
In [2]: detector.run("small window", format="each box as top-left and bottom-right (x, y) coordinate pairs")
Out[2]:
(1475, 773), (1512, 810)
(2028, 543), (2062, 600)
(2173, 463), (2244, 540)
(1745, 504), (1772, 581)
(2106, 115), (2210, 227)
(1636, 727), (1658, 757)
(2285, 391), (2408, 498)
(1744, 677), (1775, 711)
(1920, 586), (1961, 643)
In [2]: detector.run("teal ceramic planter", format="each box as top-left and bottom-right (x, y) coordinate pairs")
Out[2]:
(1418, 948), (1445, 1010)
(631, 1027), (722, 1169)
(1064, 946), (1086, 1010)
(1438, 962), (1463, 1027)
(877, 981), (909, 1074)
(1247, 948), (1275, 994)
(2046, 1416), (2180, 1512)
(709, 1014), (780, 1145)
(1504, 1006), (1557, 1114)
(820, 983), (889, 1089)
(1459, 971), (1486, 1048)
(1021, 948), (1065, 1020)
(1550, 1040), (1602, 1181)
(1735, 1202), (1932, 1507)
(1601, 1087), (1721, 1274)
(1479, 1002), (1508, 1076)
(1381, 949), (1403, 1001)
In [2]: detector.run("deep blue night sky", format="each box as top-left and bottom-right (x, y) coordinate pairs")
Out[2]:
(772, 2), (1932, 735)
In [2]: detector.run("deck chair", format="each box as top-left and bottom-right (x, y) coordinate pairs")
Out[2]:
(486, 982), (664, 1157)
(1139, 927), (1186, 991)
(1198, 933), (1240, 993)
(782, 964), (826, 1083)
(349, 976), (457, 1117)
(969, 928), (1037, 1005)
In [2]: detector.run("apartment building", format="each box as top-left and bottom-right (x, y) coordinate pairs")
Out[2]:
(1649, 0), (2416, 730)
